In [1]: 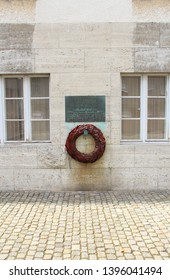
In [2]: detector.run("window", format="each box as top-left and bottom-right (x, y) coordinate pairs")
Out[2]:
(121, 75), (169, 142)
(0, 76), (50, 143)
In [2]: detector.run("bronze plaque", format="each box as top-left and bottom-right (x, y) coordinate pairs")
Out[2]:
(65, 96), (105, 122)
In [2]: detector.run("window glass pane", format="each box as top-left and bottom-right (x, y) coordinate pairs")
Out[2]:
(6, 121), (24, 141)
(122, 98), (140, 118)
(122, 77), (140, 96)
(5, 78), (23, 98)
(148, 76), (166, 96)
(147, 120), (165, 139)
(31, 77), (49, 97)
(122, 120), (140, 140)
(32, 121), (50, 141)
(31, 100), (49, 119)
(148, 98), (165, 118)
(6, 100), (24, 119)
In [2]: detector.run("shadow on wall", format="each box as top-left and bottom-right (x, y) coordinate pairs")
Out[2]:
(62, 167), (112, 191)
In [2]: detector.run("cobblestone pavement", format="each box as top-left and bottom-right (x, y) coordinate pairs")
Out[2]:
(0, 191), (169, 260)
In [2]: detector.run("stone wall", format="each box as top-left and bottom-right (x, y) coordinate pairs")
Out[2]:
(0, 0), (170, 191)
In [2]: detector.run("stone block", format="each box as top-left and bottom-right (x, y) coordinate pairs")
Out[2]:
(134, 145), (170, 168)
(50, 97), (65, 121)
(133, 23), (159, 47)
(34, 48), (84, 73)
(110, 145), (135, 168)
(60, 122), (71, 148)
(9, 24), (34, 49)
(133, 168), (158, 189)
(33, 23), (60, 49)
(111, 168), (135, 189)
(111, 168), (158, 190)
(0, 169), (14, 190)
(111, 73), (121, 97)
(0, 49), (34, 73)
(58, 73), (110, 96)
(0, 24), (10, 49)
(0, 146), (37, 169)
(157, 168), (170, 189)
(85, 48), (134, 73)
(110, 120), (121, 145)
(59, 23), (112, 48)
(50, 73), (60, 97)
(50, 121), (61, 145)
(14, 169), (62, 191)
(111, 23), (135, 47)
(160, 23), (170, 47)
(135, 48), (170, 72)
(61, 169), (111, 191)
(37, 145), (67, 169)
(107, 97), (121, 121)
(74, 134), (96, 154)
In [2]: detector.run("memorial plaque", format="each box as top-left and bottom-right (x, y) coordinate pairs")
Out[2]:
(65, 96), (105, 122)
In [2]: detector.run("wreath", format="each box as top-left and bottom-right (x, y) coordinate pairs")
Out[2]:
(65, 124), (106, 163)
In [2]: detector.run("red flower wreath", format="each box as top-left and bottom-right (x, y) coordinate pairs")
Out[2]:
(65, 124), (106, 163)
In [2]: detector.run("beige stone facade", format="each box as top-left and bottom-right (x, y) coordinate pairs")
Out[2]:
(1, 0), (170, 191)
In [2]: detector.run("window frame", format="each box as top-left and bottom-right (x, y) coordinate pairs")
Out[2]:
(0, 75), (50, 144)
(121, 74), (170, 143)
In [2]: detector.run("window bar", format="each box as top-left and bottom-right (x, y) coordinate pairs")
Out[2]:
(141, 75), (147, 142)
(23, 77), (31, 142)
(164, 76), (168, 140)
(0, 77), (4, 144)
(1, 78), (6, 143)
(167, 75), (170, 140)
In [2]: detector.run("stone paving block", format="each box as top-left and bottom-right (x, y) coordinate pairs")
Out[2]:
(35, 252), (44, 258)
(0, 191), (169, 260)
(43, 255), (52, 260)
